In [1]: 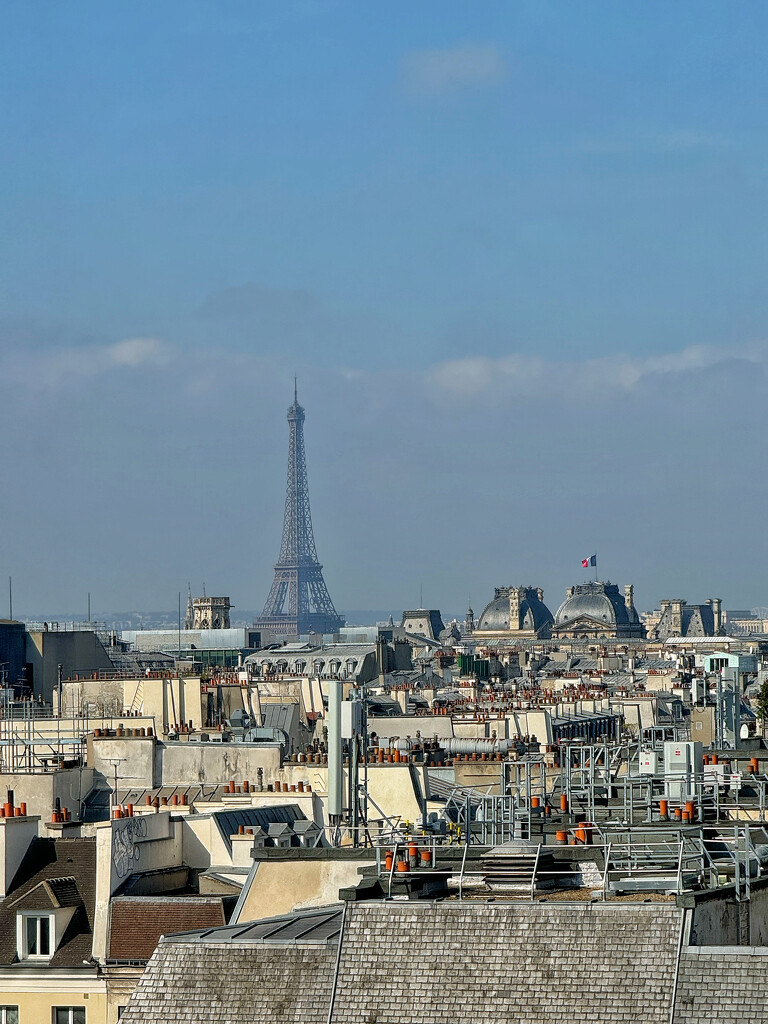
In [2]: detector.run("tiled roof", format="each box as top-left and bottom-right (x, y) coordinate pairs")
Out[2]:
(674, 948), (768, 1023)
(8, 876), (81, 910)
(212, 804), (305, 854)
(108, 897), (226, 961)
(120, 907), (341, 1024)
(329, 902), (683, 1024)
(0, 837), (96, 968)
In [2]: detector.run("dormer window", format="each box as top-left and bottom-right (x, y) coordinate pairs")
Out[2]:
(10, 875), (81, 962)
(19, 913), (53, 959)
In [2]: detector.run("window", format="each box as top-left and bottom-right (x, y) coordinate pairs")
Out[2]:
(20, 914), (52, 958)
(0, 1008), (19, 1024)
(54, 1010), (85, 1024)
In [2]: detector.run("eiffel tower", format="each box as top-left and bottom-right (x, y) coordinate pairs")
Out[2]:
(255, 383), (345, 638)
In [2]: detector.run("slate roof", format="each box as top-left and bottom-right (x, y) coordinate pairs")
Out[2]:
(8, 876), (81, 910)
(117, 899), (768, 1024)
(212, 804), (305, 854)
(120, 906), (342, 1024)
(108, 896), (226, 961)
(673, 948), (768, 1023)
(167, 904), (343, 945)
(0, 837), (96, 968)
(329, 902), (683, 1024)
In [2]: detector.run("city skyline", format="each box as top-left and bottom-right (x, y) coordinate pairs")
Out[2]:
(2, 2), (768, 611)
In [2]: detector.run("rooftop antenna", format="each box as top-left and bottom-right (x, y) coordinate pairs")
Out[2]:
(8, 577), (12, 621)
(87, 592), (91, 623)
(420, 583), (423, 609)
(294, 375), (298, 404)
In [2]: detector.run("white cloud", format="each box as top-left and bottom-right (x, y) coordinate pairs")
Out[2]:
(0, 336), (173, 390)
(428, 341), (768, 400)
(401, 45), (506, 97)
(108, 337), (170, 367)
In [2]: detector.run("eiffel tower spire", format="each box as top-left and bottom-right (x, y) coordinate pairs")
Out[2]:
(255, 386), (344, 638)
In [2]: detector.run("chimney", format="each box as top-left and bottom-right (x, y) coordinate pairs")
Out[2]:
(0, 815), (39, 897)
(711, 598), (722, 634)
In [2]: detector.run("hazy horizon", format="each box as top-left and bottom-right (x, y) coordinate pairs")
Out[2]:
(2, 2), (768, 615)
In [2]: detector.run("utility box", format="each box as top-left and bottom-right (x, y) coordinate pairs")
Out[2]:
(663, 740), (703, 776)
(341, 699), (363, 739)
(639, 750), (658, 775)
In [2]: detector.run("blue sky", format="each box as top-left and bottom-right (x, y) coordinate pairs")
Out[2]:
(2, 1), (768, 618)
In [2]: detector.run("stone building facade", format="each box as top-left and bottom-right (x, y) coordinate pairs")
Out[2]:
(552, 582), (645, 640)
(472, 586), (553, 640)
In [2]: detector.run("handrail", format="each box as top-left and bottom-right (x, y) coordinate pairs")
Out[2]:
(530, 843), (542, 901)
(602, 841), (611, 900)
(458, 842), (469, 901)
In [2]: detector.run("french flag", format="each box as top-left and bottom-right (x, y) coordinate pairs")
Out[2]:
(582, 554), (596, 568)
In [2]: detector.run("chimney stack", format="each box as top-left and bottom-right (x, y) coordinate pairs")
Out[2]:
(711, 598), (722, 633)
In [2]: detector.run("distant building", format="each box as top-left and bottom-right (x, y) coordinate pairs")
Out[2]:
(472, 586), (553, 640)
(25, 624), (115, 702)
(724, 609), (768, 636)
(190, 596), (231, 630)
(551, 582), (645, 640)
(120, 626), (260, 671)
(401, 610), (445, 641)
(649, 598), (723, 641)
(0, 619), (25, 693)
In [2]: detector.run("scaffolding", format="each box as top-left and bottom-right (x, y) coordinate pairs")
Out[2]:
(0, 704), (91, 772)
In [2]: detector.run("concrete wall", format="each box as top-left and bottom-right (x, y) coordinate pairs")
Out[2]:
(236, 857), (374, 921)
(0, 767), (94, 828)
(369, 717), (454, 742)
(62, 675), (206, 731)
(158, 741), (282, 787)
(93, 813), (183, 960)
(89, 736), (157, 790)
(27, 630), (114, 702)
(142, 676), (204, 731)
(688, 893), (741, 945)
(89, 735), (283, 789)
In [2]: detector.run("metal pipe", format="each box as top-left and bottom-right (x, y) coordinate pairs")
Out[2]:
(440, 738), (516, 755)
(328, 680), (343, 819)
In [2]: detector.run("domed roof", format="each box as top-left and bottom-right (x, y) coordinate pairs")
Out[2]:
(477, 596), (509, 631)
(554, 582), (630, 628)
(519, 595), (554, 633)
(476, 587), (553, 634)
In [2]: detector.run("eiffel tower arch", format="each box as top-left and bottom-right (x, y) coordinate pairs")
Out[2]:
(254, 385), (345, 638)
